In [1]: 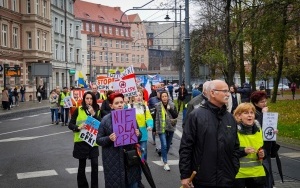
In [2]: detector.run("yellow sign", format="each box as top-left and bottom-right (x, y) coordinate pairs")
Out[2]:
(5, 67), (21, 77)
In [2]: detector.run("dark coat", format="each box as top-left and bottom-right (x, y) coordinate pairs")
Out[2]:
(96, 113), (141, 188)
(175, 87), (188, 101)
(182, 94), (207, 127)
(68, 107), (101, 159)
(179, 101), (240, 187)
(100, 99), (111, 118)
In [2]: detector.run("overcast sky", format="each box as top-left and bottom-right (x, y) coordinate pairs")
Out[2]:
(82, 0), (198, 24)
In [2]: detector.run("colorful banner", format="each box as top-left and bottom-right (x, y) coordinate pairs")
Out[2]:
(112, 109), (138, 147)
(79, 116), (101, 147)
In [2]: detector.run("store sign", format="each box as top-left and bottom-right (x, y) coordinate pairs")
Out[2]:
(5, 67), (21, 77)
(69, 69), (76, 75)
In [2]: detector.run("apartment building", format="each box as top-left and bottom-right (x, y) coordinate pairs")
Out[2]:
(0, 0), (51, 100)
(51, 0), (82, 90)
(74, 0), (148, 81)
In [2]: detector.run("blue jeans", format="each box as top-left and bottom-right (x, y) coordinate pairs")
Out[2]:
(50, 108), (58, 122)
(158, 131), (174, 163)
(139, 141), (147, 161)
(127, 181), (138, 188)
(60, 107), (70, 123)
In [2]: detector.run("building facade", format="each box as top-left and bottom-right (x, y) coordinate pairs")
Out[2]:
(0, 0), (52, 100)
(51, 0), (82, 90)
(74, 0), (148, 82)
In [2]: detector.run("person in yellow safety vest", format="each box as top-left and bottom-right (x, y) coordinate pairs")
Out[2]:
(58, 87), (70, 126)
(233, 103), (266, 188)
(68, 91), (101, 188)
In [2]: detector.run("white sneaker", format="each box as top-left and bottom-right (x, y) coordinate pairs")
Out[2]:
(164, 164), (170, 171)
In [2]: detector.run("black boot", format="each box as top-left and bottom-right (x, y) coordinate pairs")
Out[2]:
(138, 180), (145, 188)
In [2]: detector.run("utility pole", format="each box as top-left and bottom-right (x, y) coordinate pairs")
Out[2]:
(179, 5), (183, 85)
(89, 25), (92, 83)
(64, 0), (68, 87)
(184, 0), (191, 91)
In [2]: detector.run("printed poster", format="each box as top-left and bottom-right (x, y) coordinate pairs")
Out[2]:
(262, 112), (278, 141)
(79, 116), (101, 147)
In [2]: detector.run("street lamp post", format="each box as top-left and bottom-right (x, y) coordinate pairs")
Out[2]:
(89, 30), (92, 83)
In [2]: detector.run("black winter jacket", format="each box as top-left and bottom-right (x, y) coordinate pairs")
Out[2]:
(179, 101), (240, 187)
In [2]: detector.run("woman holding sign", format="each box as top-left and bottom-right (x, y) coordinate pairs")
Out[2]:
(96, 93), (142, 188)
(68, 91), (101, 188)
(250, 91), (279, 188)
(154, 91), (178, 171)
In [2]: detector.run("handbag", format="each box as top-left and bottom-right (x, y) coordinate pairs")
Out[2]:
(170, 119), (177, 127)
(124, 148), (140, 167)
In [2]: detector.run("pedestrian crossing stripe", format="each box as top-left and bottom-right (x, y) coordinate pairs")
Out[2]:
(65, 166), (103, 174)
(280, 152), (300, 158)
(152, 159), (179, 166)
(17, 170), (58, 179)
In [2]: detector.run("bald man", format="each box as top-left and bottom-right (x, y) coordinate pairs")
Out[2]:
(179, 80), (240, 188)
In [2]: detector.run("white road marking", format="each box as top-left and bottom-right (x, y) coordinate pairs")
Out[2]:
(281, 152), (300, 158)
(28, 115), (40, 117)
(0, 124), (52, 136)
(10, 118), (23, 121)
(66, 166), (103, 174)
(41, 112), (50, 115)
(152, 159), (179, 166)
(0, 131), (70, 142)
(175, 128), (182, 138)
(17, 170), (58, 179)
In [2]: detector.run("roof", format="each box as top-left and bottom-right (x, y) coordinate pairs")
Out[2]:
(140, 63), (147, 70)
(74, 0), (129, 26)
(128, 14), (141, 23)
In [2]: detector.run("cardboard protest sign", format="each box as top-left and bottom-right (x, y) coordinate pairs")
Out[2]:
(262, 112), (278, 141)
(113, 65), (134, 79)
(79, 116), (101, 147)
(64, 96), (73, 108)
(112, 108), (138, 147)
(96, 76), (114, 91)
(113, 74), (138, 97)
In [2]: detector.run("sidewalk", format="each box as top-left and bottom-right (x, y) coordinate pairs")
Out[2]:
(0, 99), (49, 115)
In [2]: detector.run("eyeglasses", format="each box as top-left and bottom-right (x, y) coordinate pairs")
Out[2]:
(213, 89), (230, 94)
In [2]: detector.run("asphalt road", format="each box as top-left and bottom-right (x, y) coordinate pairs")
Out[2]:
(1, 111), (300, 188)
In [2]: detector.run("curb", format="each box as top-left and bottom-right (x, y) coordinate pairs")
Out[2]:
(0, 106), (49, 120)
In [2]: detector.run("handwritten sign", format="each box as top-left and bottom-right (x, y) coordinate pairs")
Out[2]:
(112, 108), (137, 147)
(63, 96), (73, 108)
(97, 77), (114, 91)
(262, 112), (278, 141)
(79, 116), (101, 146)
(113, 75), (138, 97)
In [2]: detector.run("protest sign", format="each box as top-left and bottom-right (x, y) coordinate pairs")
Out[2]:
(96, 77), (114, 91)
(64, 96), (73, 108)
(113, 74), (138, 97)
(112, 108), (138, 147)
(262, 112), (278, 141)
(79, 116), (101, 147)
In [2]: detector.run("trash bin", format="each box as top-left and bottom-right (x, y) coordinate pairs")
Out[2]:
(265, 89), (271, 98)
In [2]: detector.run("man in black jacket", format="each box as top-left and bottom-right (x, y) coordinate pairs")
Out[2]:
(179, 80), (240, 188)
(175, 84), (188, 113)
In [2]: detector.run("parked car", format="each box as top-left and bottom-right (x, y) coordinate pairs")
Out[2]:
(269, 83), (289, 90)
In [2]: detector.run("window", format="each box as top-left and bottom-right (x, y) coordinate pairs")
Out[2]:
(27, 0), (31, 13)
(70, 47), (73, 62)
(76, 49), (80, 63)
(99, 52), (103, 61)
(43, 0), (46, 17)
(69, 23), (73, 37)
(81, 22), (84, 31)
(54, 17), (58, 32)
(116, 28), (119, 35)
(109, 39), (112, 47)
(132, 30), (135, 38)
(99, 25), (102, 33)
(141, 55), (144, 62)
(91, 24), (95, 32)
(1, 24), (8, 47)
(104, 52), (107, 61)
(116, 41), (119, 48)
(61, 46), (64, 61)
(37, 31), (40, 50)
(68, 0), (73, 12)
(75, 25), (79, 38)
(121, 41), (124, 49)
(55, 44), (58, 59)
(92, 51), (96, 60)
(125, 42), (129, 49)
(137, 43), (140, 51)
(104, 26), (107, 34)
(13, 27), (18, 48)
(109, 27), (112, 35)
(86, 22), (89, 31)
(87, 51), (90, 60)
(12, 0), (17, 11)
(109, 53), (112, 61)
(43, 33), (47, 51)
(116, 53), (119, 62)
(91, 37), (95, 46)
(132, 55), (135, 62)
(61, 20), (64, 33)
(125, 29), (128, 37)
(120, 29), (124, 36)
(121, 54), (124, 62)
(27, 32), (32, 49)
(137, 55), (140, 63)
(99, 38), (102, 46)
(36, 0), (39, 15)
(104, 39), (107, 47)
(126, 54), (129, 62)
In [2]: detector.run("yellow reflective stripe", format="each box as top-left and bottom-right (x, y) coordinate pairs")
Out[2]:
(240, 161), (262, 167)
(240, 157), (258, 162)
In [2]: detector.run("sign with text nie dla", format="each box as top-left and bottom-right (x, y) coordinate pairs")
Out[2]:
(262, 112), (278, 141)
(79, 116), (101, 147)
(112, 108), (137, 147)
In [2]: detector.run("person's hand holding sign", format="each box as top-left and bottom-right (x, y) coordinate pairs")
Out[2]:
(109, 133), (116, 142)
(78, 124), (86, 130)
(135, 129), (140, 136)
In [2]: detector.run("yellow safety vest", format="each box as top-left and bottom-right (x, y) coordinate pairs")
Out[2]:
(59, 92), (70, 106)
(236, 127), (266, 178)
(73, 107), (99, 147)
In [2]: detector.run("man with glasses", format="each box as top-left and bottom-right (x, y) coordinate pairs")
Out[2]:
(179, 80), (240, 188)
